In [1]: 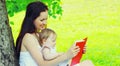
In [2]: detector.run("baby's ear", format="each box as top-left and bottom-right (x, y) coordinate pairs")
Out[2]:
(42, 39), (46, 43)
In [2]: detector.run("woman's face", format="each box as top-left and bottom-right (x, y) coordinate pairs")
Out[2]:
(34, 10), (48, 31)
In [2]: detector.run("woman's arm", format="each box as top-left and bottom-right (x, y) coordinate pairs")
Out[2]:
(23, 33), (80, 66)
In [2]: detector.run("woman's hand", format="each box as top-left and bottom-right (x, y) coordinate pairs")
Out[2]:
(82, 45), (86, 54)
(66, 44), (80, 59)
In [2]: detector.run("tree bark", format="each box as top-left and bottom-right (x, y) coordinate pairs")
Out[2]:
(0, 0), (19, 66)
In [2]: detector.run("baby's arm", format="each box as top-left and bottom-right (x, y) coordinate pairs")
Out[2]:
(42, 47), (62, 61)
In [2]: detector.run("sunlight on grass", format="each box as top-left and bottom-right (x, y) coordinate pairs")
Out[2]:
(9, 0), (120, 66)
(9, 10), (25, 44)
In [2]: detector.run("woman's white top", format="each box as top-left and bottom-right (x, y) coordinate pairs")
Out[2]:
(19, 46), (41, 66)
(19, 52), (38, 66)
(19, 46), (68, 66)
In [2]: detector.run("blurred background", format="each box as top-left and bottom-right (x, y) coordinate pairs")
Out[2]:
(7, 0), (120, 66)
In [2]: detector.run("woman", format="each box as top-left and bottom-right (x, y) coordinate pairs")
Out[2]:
(15, 1), (94, 66)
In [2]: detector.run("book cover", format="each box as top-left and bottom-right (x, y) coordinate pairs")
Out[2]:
(70, 37), (88, 66)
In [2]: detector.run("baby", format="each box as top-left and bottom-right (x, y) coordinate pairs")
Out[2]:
(39, 28), (69, 66)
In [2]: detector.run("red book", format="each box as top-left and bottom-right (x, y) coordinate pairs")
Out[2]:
(70, 38), (88, 66)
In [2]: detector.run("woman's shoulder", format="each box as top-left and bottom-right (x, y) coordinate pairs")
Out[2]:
(22, 33), (37, 44)
(23, 33), (37, 40)
(24, 33), (35, 38)
(22, 33), (41, 48)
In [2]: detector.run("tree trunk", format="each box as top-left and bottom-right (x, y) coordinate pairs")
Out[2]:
(0, 0), (19, 66)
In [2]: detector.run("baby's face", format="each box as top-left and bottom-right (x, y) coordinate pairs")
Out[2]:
(47, 33), (56, 47)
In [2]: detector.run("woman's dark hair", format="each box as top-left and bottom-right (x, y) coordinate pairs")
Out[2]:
(15, 1), (48, 59)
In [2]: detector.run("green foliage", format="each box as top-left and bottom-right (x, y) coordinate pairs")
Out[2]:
(9, 21), (14, 25)
(6, 0), (63, 25)
(6, 0), (34, 17)
(6, 0), (63, 18)
(41, 0), (63, 18)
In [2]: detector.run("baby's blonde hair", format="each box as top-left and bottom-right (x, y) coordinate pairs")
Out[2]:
(39, 28), (56, 46)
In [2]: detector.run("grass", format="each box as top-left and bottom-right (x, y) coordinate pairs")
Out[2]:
(9, 0), (120, 66)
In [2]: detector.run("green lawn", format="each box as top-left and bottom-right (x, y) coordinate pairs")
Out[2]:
(9, 0), (120, 66)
